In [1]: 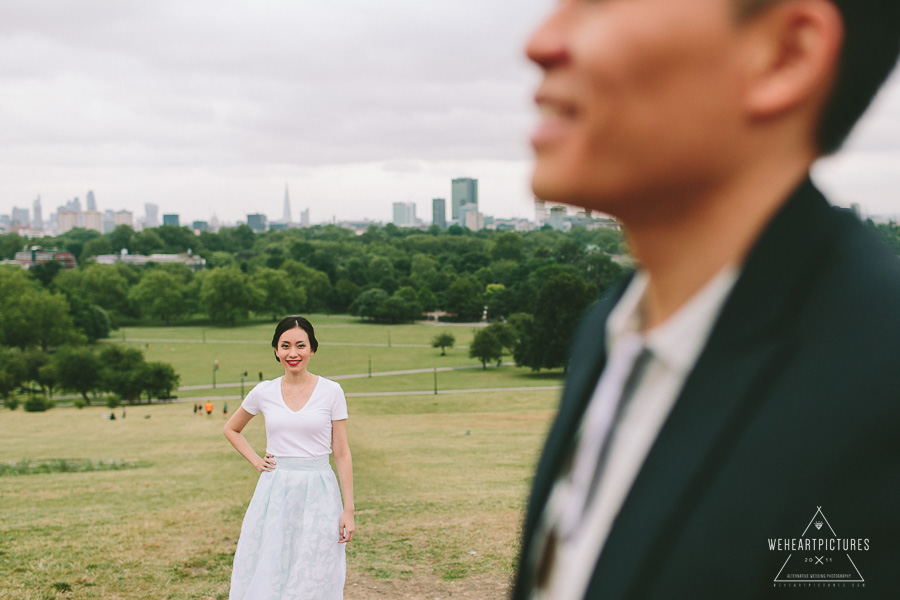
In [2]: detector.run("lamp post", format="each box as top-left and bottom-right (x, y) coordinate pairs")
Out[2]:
(368, 356), (372, 378)
(213, 360), (219, 389)
(241, 371), (248, 400)
(434, 368), (438, 395)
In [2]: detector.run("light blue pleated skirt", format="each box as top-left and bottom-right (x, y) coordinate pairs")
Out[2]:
(230, 455), (346, 600)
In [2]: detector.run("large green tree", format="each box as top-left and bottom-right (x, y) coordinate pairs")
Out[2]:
(0, 286), (79, 351)
(0, 233), (26, 259)
(55, 263), (133, 318)
(0, 347), (27, 402)
(350, 288), (389, 321)
(99, 345), (146, 403)
(139, 361), (180, 402)
(251, 267), (303, 320)
(199, 267), (253, 326)
(280, 260), (332, 312)
(443, 276), (484, 321)
(108, 225), (135, 253)
(513, 273), (593, 372)
(68, 299), (112, 342)
(80, 236), (113, 260)
(129, 269), (188, 324)
(54, 346), (102, 404)
(469, 328), (502, 369)
(130, 229), (165, 255)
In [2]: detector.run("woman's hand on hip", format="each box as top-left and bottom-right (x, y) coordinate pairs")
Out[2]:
(339, 510), (355, 543)
(255, 453), (276, 472)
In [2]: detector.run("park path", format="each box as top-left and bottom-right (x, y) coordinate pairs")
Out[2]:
(178, 385), (562, 401)
(178, 363), (516, 391)
(54, 363), (563, 401)
(117, 337), (469, 349)
(116, 338), (468, 350)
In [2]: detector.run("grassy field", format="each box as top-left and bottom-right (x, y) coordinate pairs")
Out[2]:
(1, 318), (564, 599)
(100, 315), (564, 400)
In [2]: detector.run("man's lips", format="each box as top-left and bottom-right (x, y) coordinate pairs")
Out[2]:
(531, 93), (578, 147)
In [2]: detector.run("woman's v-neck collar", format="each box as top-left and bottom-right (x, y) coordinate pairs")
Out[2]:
(278, 375), (320, 413)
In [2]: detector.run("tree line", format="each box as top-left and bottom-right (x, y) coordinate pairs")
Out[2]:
(1, 222), (625, 322)
(0, 223), (626, 407)
(0, 267), (179, 411)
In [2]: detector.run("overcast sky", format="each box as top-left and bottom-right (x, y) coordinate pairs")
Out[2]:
(2, 1), (898, 227)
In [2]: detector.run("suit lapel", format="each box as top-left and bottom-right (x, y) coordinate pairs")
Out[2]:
(586, 179), (845, 598)
(514, 277), (632, 597)
(525, 279), (628, 529)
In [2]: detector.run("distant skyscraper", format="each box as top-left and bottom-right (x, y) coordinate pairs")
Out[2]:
(58, 210), (79, 234)
(451, 178), (478, 220)
(144, 203), (159, 228)
(300, 208), (310, 228)
(547, 205), (568, 231)
(283, 184), (292, 223)
(162, 214), (180, 227)
(114, 210), (134, 228)
(11, 207), (29, 227)
(393, 202), (417, 227)
(32, 196), (42, 230)
(459, 202), (484, 230)
(102, 210), (116, 233)
(86, 190), (97, 211)
(247, 213), (267, 232)
(192, 220), (210, 232)
(432, 198), (446, 228)
(534, 199), (548, 228)
(83, 210), (102, 232)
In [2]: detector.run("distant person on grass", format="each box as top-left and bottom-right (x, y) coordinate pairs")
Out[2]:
(224, 315), (355, 599)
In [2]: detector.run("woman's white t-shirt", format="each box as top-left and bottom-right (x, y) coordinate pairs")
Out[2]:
(240, 375), (348, 458)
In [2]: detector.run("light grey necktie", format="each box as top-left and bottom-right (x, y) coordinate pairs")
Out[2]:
(533, 342), (654, 593)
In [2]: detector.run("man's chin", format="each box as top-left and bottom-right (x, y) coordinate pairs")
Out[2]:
(532, 170), (630, 217)
(532, 173), (590, 210)
(531, 170), (572, 205)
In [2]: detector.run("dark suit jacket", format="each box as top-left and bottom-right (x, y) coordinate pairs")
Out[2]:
(513, 179), (900, 599)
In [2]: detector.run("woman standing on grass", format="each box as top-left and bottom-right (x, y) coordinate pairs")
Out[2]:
(224, 315), (354, 599)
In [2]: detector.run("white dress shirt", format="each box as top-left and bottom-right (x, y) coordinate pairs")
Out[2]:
(537, 265), (739, 599)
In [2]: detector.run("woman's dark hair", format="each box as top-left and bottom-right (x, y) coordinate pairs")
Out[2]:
(271, 315), (318, 362)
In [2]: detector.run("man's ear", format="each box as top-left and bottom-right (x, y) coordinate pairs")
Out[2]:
(741, 0), (843, 120)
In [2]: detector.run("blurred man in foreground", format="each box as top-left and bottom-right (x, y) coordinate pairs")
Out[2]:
(514, 0), (899, 598)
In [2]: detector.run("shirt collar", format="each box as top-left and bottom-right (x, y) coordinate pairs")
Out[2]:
(606, 266), (740, 374)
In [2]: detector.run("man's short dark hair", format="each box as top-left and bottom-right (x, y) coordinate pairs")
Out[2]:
(739, 0), (899, 154)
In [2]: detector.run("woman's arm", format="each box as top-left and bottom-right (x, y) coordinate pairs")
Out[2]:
(332, 418), (355, 543)
(224, 407), (275, 472)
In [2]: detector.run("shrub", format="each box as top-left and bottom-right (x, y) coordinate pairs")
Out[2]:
(73, 397), (87, 409)
(3, 396), (19, 410)
(24, 396), (52, 412)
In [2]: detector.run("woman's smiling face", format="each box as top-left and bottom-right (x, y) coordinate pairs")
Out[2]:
(276, 326), (314, 372)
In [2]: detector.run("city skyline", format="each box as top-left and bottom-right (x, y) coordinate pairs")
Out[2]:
(1, 1), (899, 224)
